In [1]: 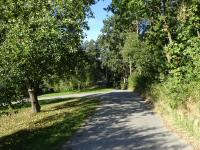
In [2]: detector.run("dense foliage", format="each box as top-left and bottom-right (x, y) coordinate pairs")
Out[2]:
(0, 0), (199, 113)
(0, 0), (96, 112)
(97, 0), (200, 108)
(48, 40), (104, 91)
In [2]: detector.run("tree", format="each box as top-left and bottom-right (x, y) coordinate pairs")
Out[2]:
(82, 40), (102, 84)
(122, 33), (140, 76)
(0, 0), (95, 113)
(98, 16), (128, 87)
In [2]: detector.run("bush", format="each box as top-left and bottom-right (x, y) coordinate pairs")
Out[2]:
(128, 72), (151, 92)
(120, 80), (128, 90)
(46, 76), (95, 93)
(186, 81), (200, 103)
(0, 82), (23, 108)
(128, 73), (139, 90)
(149, 76), (200, 109)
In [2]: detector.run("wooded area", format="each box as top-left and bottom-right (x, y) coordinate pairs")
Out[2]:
(0, 0), (200, 149)
(97, 0), (200, 109)
(0, 0), (200, 113)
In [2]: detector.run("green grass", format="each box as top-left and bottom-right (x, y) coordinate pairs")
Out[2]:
(39, 87), (112, 98)
(0, 97), (99, 150)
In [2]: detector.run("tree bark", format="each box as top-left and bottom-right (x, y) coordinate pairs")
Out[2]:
(163, 20), (173, 44)
(163, 20), (173, 63)
(78, 81), (81, 91)
(129, 60), (132, 76)
(28, 87), (41, 113)
(136, 20), (139, 35)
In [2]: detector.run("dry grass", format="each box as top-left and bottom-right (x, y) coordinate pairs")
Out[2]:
(154, 101), (200, 150)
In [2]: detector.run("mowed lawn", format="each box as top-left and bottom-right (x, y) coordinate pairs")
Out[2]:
(39, 88), (112, 98)
(0, 97), (99, 150)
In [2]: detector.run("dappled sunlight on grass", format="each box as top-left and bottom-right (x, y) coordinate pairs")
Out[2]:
(0, 97), (99, 150)
(39, 88), (112, 98)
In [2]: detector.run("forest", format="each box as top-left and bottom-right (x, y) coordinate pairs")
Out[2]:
(0, 0), (200, 149)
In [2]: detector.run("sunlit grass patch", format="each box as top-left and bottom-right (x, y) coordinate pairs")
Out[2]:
(39, 88), (113, 98)
(0, 97), (99, 150)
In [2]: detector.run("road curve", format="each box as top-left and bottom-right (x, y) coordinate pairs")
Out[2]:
(61, 90), (192, 150)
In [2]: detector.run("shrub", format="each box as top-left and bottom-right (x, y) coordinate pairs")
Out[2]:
(149, 77), (200, 109)
(0, 82), (23, 108)
(120, 80), (128, 90)
(128, 72), (151, 92)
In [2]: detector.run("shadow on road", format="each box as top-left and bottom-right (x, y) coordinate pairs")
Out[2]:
(63, 91), (191, 150)
(0, 90), (191, 150)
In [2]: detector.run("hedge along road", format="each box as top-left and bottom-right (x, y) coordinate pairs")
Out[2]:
(61, 90), (192, 150)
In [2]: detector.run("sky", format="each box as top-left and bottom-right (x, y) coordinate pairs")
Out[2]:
(84, 0), (112, 41)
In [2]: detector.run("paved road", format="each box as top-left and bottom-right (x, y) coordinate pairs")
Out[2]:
(61, 90), (192, 150)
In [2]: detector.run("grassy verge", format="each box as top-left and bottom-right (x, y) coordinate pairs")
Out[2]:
(0, 97), (99, 150)
(145, 82), (200, 148)
(154, 101), (200, 148)
(39, 88), (113, 98)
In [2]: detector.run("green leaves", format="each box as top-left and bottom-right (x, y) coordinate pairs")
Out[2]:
(0, 0), (95, 105)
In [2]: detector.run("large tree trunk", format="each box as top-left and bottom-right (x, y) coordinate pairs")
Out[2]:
(28, 87), (41, 113)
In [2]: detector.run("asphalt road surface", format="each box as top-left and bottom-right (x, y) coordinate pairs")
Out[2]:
(61, 90), (192, 150)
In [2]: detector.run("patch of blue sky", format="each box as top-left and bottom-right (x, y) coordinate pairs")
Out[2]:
(84, 0), (112, 41)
